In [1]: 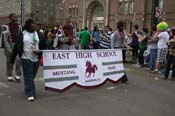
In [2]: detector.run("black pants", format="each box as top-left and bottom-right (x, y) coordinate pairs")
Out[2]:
(138, 47), (147, 66)
(121, 73), (128, 83)
(131, 45), (139, 63)
(122, 49), (126, 63)
(164, 55), (175, 79)
(114, 47), (126, 63)
(93, 42), (100, 49)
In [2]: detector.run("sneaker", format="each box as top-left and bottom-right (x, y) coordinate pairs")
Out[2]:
(137, 65), (143, 69)
(15, 76), (21, 82)
(158, 71), (162, 74)
(162, 77), (168, 80)
(27, 96), (34, 102)
(133, 63), (139, 67)
(152, 69), (159, 74)
(8, 76), (15, 82)
(150, 70), (155, 73)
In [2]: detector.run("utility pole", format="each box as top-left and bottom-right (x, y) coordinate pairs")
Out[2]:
(20, 0), (25, 26)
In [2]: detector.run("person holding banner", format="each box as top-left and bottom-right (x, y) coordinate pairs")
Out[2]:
(111, 21), (128, 63)
(11, 19), (46, 101)
(91, 26), (101, 49)
(80, 27), (90, 49)
(100, 25), (112, 49)
(111, 21), (128, 83)
(53, 18), (76, 50)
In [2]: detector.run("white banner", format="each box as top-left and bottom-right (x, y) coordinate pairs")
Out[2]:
(43, 49), (125, 92)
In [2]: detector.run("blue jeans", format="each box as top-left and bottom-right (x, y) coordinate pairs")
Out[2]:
(150, 49), (158, 70)
(21, 59), (39, 97)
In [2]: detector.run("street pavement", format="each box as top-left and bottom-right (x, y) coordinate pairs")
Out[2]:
(0, 49), (175, 116)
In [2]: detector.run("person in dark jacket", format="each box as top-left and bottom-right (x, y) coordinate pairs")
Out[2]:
(3, 13), (22, 82)
(11, 19), (46, 102)
(130, 25), (139, 64)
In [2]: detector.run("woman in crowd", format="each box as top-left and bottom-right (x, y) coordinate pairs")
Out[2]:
(138, 28), (148, 68)
(149, 25), (158, 72)
(91, 26), (101, 49)
(154, 22), (169, 73)
(11, 19), (46, 101)
(164, 27), (175, 81)
(130, 25), (139, 64)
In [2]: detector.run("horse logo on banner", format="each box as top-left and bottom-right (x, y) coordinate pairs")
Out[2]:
(85, 61), (98, 78)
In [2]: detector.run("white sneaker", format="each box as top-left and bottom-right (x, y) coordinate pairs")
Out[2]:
(8, 76), (15, 82)
(15, 76), (21, 80)
(15, 76), (21, 82)
(28, 96), (34, 102)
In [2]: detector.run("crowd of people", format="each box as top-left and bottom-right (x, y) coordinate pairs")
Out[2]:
(0, 13), (175, 102)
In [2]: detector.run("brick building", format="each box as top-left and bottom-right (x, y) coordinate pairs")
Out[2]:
(56, 0), (175, 32)
(0, 0), (57, 27)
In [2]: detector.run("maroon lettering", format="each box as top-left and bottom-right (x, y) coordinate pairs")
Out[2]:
(76, 52), (92, 59)
(97, 51), (117, 58)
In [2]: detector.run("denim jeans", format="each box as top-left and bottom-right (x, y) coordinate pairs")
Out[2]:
(21, 59), (39, 97)
(164, 55), (175, 79)
(150, 49), (158, 70)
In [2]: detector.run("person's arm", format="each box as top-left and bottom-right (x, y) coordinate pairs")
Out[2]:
(53, 33), (59, 49)
(111, 32), (117, 49)
(3, 31), (12, 54)
(152, 33), (159, 42)
(138, 33), (147, 42)
(11, 32), (23, 65)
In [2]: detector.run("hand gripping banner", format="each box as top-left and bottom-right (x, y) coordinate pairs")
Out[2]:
(43, 49), (125, 92)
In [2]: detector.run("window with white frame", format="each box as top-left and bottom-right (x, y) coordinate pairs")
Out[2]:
(129, 1), (134, 14)
(124, 2), (128, 14)
(159, 0), (163, 9)
(119, 2), (124, 14)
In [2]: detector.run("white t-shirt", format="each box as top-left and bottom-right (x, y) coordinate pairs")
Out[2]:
(21, 31), (39, 62)
(157, 31), (169, 49)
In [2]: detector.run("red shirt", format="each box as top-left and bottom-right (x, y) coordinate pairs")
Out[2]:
(8, 22), (20, 43)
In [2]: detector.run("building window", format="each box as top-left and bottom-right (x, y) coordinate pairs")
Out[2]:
(26, 7), (30, 13)
(43, 10), (46, 14)
(124, 2), (128, 14)
(43, 2), (46, 6)
(50, 11), (54, 15)
(60, 8), (63, 17)
(72, 6), (75, 18)
(36, 1), (40, 6)
(129, 2), (134, 14)
(76, 7), (78, 17)
(50, 3), (54, 7)
(119, 2), (124, 14)
(119, 0), (129, 15)
(159, 0), (163, 9)
(43, 18), (46, 23)
(69, 7), (72, 17)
